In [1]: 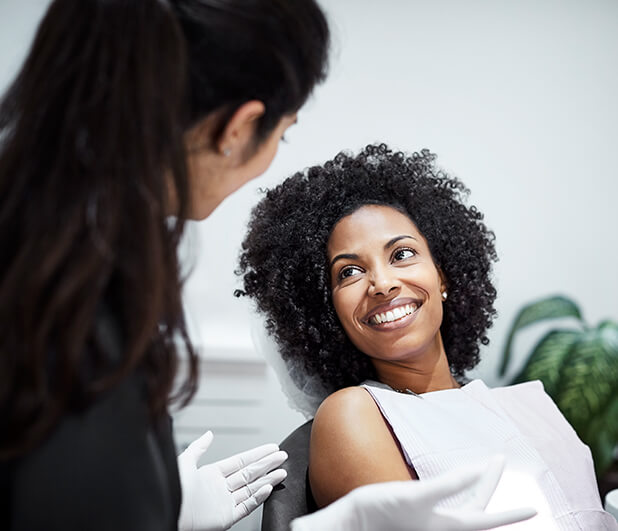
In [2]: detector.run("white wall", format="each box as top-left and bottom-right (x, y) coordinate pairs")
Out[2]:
(0, 1), (49, 88)
(2, 0), (617, 485)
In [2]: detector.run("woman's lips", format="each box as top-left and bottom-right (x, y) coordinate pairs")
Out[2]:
(363, 298), (423, 331)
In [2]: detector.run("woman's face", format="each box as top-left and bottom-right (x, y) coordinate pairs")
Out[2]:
(327, 205), (446, 366)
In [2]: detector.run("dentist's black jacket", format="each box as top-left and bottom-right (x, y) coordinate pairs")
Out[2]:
(0, 304), (182, 530)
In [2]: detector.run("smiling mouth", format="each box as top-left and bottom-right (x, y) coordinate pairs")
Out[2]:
(368, 302), (421, 325)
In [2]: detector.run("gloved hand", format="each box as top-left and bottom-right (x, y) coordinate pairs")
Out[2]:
(177, 430), (287, 531)
(291, 455), (536, 531)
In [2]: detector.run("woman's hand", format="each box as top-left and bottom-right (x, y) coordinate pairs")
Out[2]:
(291, 456), (536, 531)
(177, 431), (287, 531)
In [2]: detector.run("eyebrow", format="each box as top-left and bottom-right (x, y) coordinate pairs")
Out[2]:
(329, 234), (417, 269)
(386, 234), (416, 248)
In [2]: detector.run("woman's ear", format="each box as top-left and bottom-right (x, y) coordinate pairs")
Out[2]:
(216, 100), (265, 158)
(437, 267), (448, 296)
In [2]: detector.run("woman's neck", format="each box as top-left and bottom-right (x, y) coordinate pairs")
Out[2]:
(371, 336), (460, 394)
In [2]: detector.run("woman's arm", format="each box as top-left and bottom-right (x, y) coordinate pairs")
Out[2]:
(308, 386), (415, 508)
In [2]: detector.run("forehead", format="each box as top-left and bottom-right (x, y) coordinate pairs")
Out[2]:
(327, 205), (425, 256)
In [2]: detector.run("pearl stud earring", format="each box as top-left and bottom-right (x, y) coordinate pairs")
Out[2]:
(441, 291), (448, 301)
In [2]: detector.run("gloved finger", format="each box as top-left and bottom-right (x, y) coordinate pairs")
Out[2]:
(231, 468), (287, 504)
(460, 454), (506, 510)
(216, 443), (280, 476)
(181, 430), (214, 464)
(232, 484), (273, 524)
(435, 506), (537, 530)
(225, 450), (288, 491)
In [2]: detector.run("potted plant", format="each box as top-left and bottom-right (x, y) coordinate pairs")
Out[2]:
(498, 295), (618, 495)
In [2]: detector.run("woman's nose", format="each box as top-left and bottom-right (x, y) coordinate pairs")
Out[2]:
(368, 269), (401, 297)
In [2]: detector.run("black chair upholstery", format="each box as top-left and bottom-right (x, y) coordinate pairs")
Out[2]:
(261, 420), (317, 531)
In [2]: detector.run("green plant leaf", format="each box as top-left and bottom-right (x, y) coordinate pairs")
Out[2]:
(512, 330), (579, 396)
(499, 295), (583, 377)
(553, 331), (618, 437)
(583, 396), (618, 475)
(599, 320), (618, 354)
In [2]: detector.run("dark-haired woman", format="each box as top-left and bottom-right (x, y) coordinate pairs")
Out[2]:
(238, 145), (616, 529)
(0, 1), (327, 530)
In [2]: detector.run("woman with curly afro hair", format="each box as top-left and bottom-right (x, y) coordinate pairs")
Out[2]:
(238, 144), (497, 391)
(237, 144), (611, 527)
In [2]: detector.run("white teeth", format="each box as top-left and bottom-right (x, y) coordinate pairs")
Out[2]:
(370, 303), (419, 325)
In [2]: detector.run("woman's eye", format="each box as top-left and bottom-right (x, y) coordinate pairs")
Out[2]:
(339, 266), (362, 280)
(393, 248), (416, 262)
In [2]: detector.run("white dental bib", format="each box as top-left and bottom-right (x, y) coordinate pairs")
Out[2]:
(361, 379), (616, 530)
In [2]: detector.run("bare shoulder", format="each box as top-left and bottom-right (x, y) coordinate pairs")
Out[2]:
(313, 386), (379, 431)
(309, 386), (413, 508)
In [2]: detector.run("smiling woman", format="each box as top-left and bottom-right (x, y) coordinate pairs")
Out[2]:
(236, 144), (498, 390)
(236, 144), (616, 528)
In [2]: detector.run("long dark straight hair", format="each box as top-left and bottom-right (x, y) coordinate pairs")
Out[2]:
(0, 0), (329, 459)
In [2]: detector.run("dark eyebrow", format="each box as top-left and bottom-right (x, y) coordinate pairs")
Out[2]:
(329, 253), (358, 269)
(385, 235), (416, 249)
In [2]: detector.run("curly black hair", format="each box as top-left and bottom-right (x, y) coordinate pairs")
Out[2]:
(236, 144), (497, 393)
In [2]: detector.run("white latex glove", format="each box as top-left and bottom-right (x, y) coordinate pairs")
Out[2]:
(178, 430), (288, 531)
(291, 455), (536, 531)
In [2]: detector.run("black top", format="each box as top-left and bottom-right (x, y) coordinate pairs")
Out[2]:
(1, 305), (181, 530)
